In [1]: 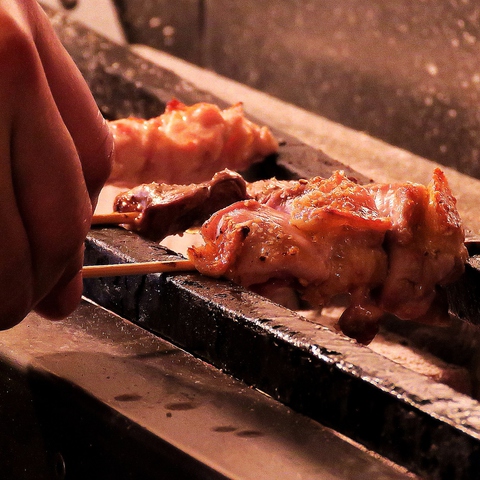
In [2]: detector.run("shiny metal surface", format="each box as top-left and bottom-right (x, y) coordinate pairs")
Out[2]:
(0, 301), (412, 479)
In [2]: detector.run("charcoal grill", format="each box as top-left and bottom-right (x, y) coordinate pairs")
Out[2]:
(2, 6), (480, 479)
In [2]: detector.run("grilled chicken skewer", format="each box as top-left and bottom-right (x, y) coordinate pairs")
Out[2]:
(88, 168), (467, 344)
(107, 99), (279, 188)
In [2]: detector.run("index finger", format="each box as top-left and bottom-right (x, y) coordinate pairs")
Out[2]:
(31, 4), (114, 205)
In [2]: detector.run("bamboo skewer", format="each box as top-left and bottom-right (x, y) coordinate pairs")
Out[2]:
(88, 212), (199, 277)
(82, 259), (196, 278)
(91, 212), (139, 225)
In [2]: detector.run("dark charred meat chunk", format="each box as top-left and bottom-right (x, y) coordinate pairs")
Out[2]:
(114, 169), (249, 241)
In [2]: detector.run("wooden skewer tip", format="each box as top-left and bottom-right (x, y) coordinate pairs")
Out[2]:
(91, 211), (139, 225)
(82, 259), (196, 278)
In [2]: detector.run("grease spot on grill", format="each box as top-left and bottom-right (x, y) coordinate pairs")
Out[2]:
(165, 401), (197, 411)
(212, 425), (237, 433)
(236, 430), (264, 438)
(114, 393), (142, 402)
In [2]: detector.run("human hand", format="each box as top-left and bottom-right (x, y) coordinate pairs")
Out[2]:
(0, 0), (113, 328)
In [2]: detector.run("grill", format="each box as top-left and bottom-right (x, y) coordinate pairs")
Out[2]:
(4, 6), (480, 479)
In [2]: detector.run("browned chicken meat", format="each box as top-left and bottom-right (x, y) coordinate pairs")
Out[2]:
(108, 166), (466, 343)
(107, 99), (279, 188)
(114, 169), (248, 241)
(365, 169), (466, 324)
(188, 169), (468, 344)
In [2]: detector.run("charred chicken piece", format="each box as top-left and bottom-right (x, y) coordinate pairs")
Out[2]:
(114, 169), (249, 241)
(108, 99), (279, 188)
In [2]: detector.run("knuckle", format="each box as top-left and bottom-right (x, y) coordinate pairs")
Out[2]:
(82, 118), (115, 198)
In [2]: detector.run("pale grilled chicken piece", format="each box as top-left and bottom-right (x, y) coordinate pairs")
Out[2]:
(189, 170), (467, 344)
(189, 199), (336, 287)
(188, 193), (391, 343)
(107, 99), (278, 188)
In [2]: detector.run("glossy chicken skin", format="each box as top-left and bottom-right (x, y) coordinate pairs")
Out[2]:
(190, 174), (393, 343)
(107, 99), (278, 188)
(189, 200), (335, 287)
(189, 170), (467, 344)
(367, 168), (467, 324)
